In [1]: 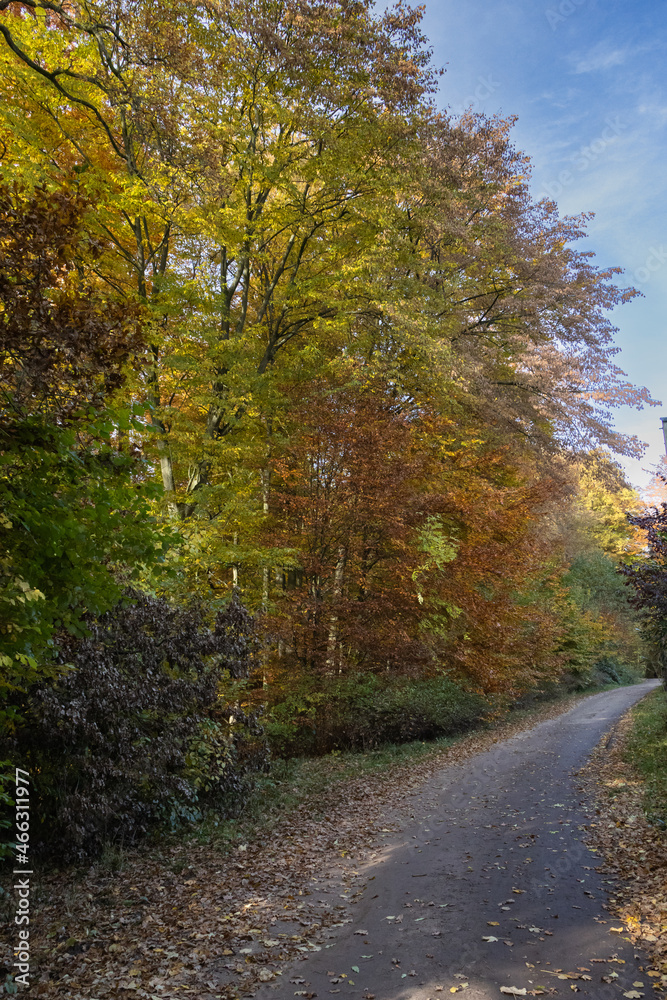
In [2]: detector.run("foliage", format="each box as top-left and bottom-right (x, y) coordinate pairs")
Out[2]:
(562, 551), (644, 680)
(0, 0), (655, 863)
(622, 497), (667, 677)
(261, 369), (571, 695)
(544, 456), (647, 687)
(0, 180), (144, 422)
(592, 656), (640, 686)
(263, 671), (487, 756)
(0, 421), (168, 720)
(0, 180), (167, 729)
(3, 591), (266, 859)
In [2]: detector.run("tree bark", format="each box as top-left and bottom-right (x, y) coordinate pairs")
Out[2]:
(326, 546), (346, 672)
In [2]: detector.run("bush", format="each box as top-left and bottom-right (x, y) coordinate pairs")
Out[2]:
(591, 656), (640, 687)
(264, 672), (487, 756)
(3, 591), (267, 859)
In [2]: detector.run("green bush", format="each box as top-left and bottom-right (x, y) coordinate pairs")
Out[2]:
(590, 656), (640, 687)
(265, 673), (487, 756)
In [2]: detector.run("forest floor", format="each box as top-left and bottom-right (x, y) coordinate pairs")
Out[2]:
(2, 682), (661, 999)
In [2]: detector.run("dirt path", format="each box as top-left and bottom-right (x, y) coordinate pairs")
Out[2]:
(253, 680), (660, 1000)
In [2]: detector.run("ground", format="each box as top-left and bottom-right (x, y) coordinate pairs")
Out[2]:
(582, 689), (667, 987)
(3, 680), (661, 999)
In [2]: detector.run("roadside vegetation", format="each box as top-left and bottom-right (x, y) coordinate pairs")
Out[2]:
(625, 687), (667, 829)
(584, 687), (667, 989)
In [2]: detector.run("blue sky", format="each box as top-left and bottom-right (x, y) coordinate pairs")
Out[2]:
(417, 0), (667, 488)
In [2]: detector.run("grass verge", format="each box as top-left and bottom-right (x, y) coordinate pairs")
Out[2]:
(581, 682), (667, 984)
(625, 684), (667, 828)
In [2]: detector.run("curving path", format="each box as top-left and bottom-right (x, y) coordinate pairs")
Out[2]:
(254, 680), (660, 1000)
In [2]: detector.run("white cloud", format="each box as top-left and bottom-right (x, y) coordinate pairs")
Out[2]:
(637, 102), (667, 126)
(569, 39), (664, 75)
(572, 45), (629, 74)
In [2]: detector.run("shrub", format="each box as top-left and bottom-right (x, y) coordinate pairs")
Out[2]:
(590, 656), (640, 687)
(264, 672), (487, 756)
(4, 591), (267, 859)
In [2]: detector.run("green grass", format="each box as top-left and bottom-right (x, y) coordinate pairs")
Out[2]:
(625, 685), (667, 828)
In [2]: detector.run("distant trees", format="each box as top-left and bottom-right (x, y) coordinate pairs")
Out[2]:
(623, 497), (667, 678)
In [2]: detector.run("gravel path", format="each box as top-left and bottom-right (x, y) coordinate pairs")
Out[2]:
(254, 680), (660, 1000)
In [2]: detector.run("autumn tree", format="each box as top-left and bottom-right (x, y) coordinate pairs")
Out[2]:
(0, 0), (653, 717)
(258, 367), (570, 697)
(364, 111), (656, 464)
(0, 0), (436, 515)
(0, 181), (143, 422)
(0, 181), (164, 727)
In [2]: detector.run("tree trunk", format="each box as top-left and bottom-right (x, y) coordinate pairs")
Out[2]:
(326, 546), (346, 672)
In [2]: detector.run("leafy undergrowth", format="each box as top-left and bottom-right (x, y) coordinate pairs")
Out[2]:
(582, 687), (667, 991)
(0, 689), (607, 999)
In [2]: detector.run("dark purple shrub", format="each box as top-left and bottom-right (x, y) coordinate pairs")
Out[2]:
(8, 591), (266, 859)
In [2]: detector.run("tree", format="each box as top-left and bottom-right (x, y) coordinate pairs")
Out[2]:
(622, 495), (667, 678)
(0, 0), (653, 712)
(260, 367), (568, 695)
(0, 181), (143, 421)
(372, 110), (657, 464)
(0, 180), (165, 729)
(0, 0), (435, 515)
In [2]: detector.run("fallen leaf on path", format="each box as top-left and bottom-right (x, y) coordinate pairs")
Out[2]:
(4, 694), (604, 1000)
(500, 989), (527, 996)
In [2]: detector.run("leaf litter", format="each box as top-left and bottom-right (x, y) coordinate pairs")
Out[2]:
(0, 695), (597, 998)
(580, 705), (667, 991)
